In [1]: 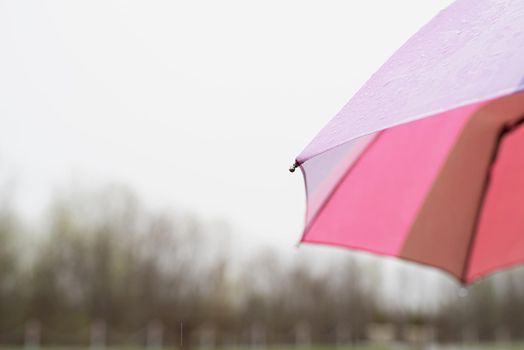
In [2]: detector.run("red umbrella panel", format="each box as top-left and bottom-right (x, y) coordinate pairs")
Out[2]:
(293, 0), (524, 284)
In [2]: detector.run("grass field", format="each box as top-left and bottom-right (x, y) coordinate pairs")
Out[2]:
(0, 344), (510, 350)
(0, 348), (398, 350)
(1, 345), (524, 350)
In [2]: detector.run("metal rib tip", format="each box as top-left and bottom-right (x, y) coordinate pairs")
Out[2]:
(289, 162), (298, 173)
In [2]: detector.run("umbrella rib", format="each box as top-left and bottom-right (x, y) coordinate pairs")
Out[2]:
(299, 132), (383, 242)
(462, 116), (524, 282)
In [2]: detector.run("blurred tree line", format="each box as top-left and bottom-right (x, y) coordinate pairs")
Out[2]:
(0, 185), (523, 347)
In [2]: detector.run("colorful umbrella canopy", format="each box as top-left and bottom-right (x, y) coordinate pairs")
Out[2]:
(292, 0), (524, 284)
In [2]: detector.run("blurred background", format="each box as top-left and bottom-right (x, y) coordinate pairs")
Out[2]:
(1, 0), (523, 349)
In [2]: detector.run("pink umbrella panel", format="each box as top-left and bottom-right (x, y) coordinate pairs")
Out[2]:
(293, 0), (524, 284)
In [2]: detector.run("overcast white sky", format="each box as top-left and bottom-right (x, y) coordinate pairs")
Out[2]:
(0, 1), (458, 299)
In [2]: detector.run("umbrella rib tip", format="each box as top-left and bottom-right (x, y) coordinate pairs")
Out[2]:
(289, 162), (299, 173)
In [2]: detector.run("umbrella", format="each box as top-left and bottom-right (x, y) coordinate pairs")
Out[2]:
(291, 0), (524, 284)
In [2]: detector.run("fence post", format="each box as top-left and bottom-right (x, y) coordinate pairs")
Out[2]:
(24, 320), (41, 350)
(495, 327), (510, 345)
(199, 324), (216, 349)
(462, 325), (477, 346)
(250, 322), (266, 349)
(295, 321), (311, 348)
(146, 320), (163, 349)
(336, 322), (351, 349)
(90, 320), (106, 350)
